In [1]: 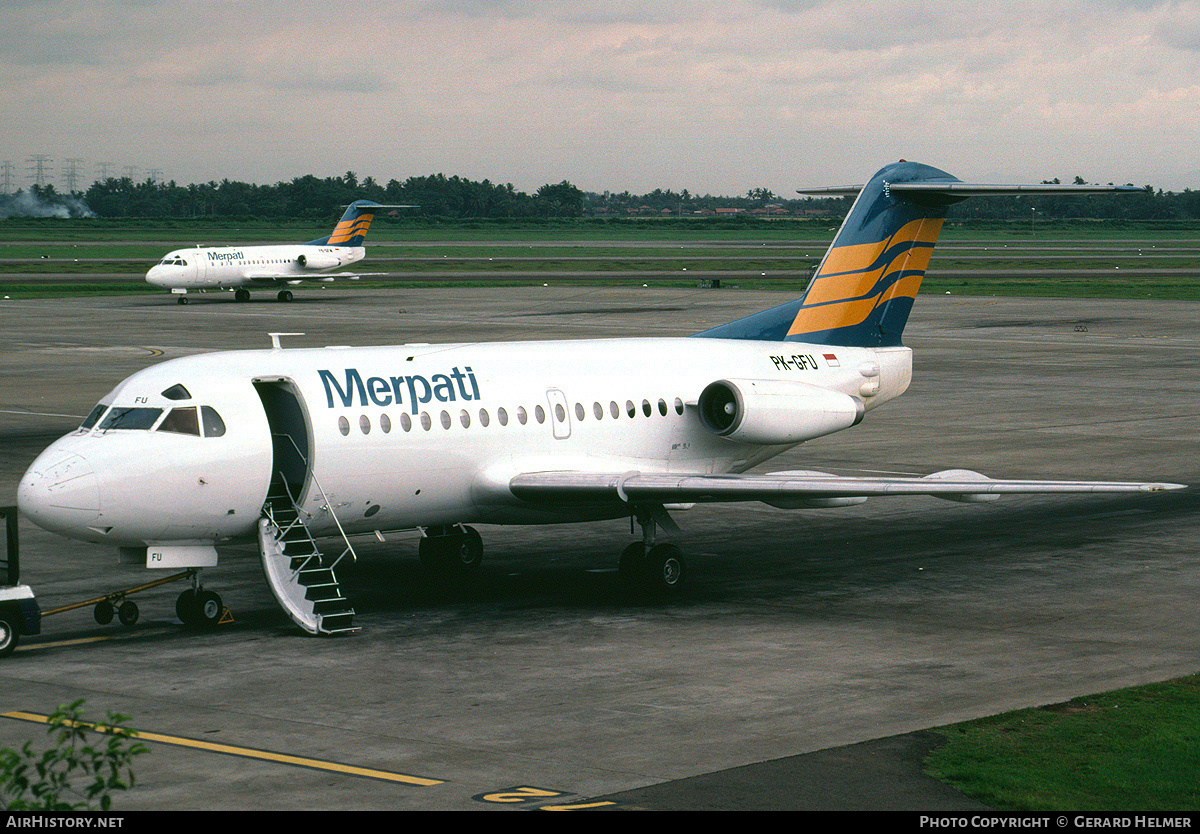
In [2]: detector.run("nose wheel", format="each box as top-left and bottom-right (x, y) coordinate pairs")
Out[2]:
(176, 588), (225, 628)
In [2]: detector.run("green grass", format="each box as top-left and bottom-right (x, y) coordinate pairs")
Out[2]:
(2, 218), (1198, 300)
(925, 674), (1200, 811)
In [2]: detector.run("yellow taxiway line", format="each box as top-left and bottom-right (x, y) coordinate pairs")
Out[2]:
(2, 710), (443, 787)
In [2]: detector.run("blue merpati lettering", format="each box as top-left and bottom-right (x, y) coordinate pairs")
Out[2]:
(318, 366), (481, 413)
(367, 376), (392, 406)
(319, 368), (367, 408)
(207, 250), (244, 261)
(406, 375), (432, 414)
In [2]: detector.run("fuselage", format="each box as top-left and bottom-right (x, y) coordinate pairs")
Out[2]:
(17, 337), (911, 550)
(145, 244), (365, 290)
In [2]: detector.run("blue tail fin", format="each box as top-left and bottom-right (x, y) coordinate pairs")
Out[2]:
(305, 200), (390, 247)
(695, 161), (1138, 347)
(696, 161), (959, 347)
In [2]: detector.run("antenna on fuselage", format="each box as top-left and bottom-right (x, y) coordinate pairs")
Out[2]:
(269, 333), (305, 350)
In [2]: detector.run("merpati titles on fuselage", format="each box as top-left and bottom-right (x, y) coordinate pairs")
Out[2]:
(320, 366), (481, 413)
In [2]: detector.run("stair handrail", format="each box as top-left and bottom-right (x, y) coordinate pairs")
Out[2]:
(269, 433), (358, 568)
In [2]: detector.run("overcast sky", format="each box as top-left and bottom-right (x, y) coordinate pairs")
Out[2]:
(4, 0), (1199, 197)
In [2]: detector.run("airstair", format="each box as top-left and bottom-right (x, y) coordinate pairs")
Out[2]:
(258, 475), (359, 636)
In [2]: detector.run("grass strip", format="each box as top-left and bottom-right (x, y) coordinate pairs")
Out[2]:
(925, 674), (1200, 811)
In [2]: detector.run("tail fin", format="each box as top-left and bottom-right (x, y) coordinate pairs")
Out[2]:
(695, 161), (1136, 347)
(306, 200), (411, 247)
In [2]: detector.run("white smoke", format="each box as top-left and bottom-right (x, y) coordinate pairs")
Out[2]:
(0, 191), (95, 219)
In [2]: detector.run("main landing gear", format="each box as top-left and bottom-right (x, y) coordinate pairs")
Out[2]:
(619, 507), (686, 596)
(421, 510), (687, 597)
(419, 525), (484, 577)
(232, 289), (294, 302)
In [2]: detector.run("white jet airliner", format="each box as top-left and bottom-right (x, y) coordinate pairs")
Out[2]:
(145, 200), (408, 304)
(18, 161), (1184, 637)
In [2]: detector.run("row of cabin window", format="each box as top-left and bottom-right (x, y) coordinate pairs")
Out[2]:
(337, 397), (687, 436)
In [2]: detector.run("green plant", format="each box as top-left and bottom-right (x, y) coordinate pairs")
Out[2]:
(1, 699), (149, 811)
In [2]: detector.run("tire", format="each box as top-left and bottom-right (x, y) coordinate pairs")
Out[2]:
(420, 527), (483, 576)
(455, 527), (483, 572)
(118, 600), (139, 626)
(277, 290), (294, 302)
(619, 542), (646, 589)
(94, 600), (115, 625)
(176, 589), (197, 625)
(0, 618), (18, 658)
(643, 544), (686, 595)
(195, 590), (223, 627)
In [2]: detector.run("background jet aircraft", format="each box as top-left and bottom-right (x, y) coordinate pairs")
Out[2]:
(145, 200), (410, 304)
(20, 161), (1183, 636)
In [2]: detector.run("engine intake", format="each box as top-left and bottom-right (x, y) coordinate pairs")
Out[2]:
(296, 251), (340, 270)
(697, 378), (864, 445)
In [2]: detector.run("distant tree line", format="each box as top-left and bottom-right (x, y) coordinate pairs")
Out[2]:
(5, 172), (1200, 223)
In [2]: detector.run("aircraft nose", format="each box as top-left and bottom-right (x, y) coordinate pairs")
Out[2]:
(146, 265), (168, 286)
(18, 447), (101, 535)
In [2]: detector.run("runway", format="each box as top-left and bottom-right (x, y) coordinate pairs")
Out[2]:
(0, 286), (1196, 811)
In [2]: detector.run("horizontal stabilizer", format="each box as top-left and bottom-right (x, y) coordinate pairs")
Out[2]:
(798, 182), (1141, 198)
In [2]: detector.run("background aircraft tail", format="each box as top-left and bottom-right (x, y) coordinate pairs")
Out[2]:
(305, 200), (406, 247)
(695, 161), (1135, 348)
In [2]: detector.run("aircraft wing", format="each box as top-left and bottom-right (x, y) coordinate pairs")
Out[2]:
(509, 469), (1185, 507)
(247, 271), (390, 284)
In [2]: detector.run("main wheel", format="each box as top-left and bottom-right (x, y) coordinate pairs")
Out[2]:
(277, 289), (294, 302)
(619, 542), (647, 589)
(94, 600), (114, 625)
(643, 544), (686, 595)
(455, 526), (483, 572)
(235, 289), (250, 302)
(420, 528), (483, 576)
(0, 618), (18, 658)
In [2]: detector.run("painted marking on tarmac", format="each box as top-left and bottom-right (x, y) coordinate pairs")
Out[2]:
(474, 785), (618, 810)
(2, 710), (443, 787)
(11, 626), (179, 655)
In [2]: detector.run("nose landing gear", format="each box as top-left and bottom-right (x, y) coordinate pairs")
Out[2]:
(175, 586), (226, 629)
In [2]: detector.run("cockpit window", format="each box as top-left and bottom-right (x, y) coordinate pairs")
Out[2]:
(98, 407), (163, 431)
(201, 406), (226, 437)
(80, 403), (108, 430)
(162, 384), (192, 401)
(158, 407), (201, 436)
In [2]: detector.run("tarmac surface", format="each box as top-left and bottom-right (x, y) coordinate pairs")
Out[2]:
(0, 285), (1196, 811)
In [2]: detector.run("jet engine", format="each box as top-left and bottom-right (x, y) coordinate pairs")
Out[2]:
(697, 378), (864, 445)
(296, 251), (341, 269)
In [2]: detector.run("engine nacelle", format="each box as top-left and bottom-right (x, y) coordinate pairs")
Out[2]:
(697, 378), (864, 445)
(296, 251), (341, 270)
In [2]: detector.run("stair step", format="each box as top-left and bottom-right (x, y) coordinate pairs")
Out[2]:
(260, 493), (359, 637)
(313, 598), (351, 613)
(319, 613), (356, 632)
